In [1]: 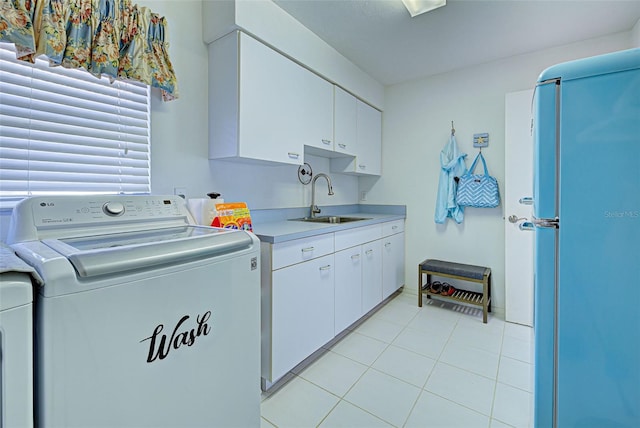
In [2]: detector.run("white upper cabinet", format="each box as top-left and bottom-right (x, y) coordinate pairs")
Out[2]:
(333, 86), (357, 156)
(209, 30), (381, 173)
(356, 101), (382, 175)
(302, 77), (335, 152)
(209, 31), (331, 165)
(331, 100), (382, 176)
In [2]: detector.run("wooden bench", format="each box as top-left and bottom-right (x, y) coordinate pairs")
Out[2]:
(418, 259), (492, 323)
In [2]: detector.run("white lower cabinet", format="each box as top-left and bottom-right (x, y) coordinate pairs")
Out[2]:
(270, 253), (334, 383)
(334, 247), (363, 334)
(261, 219), (404, 388)
(362, 239), (383, 313)
(382, 221), (405, 299)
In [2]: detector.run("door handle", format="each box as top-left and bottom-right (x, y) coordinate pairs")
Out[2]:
(509, 215), (534, 231)
(508, 215), (528, 223)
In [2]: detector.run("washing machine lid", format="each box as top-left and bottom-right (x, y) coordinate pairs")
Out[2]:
(42, 225), (254, 278)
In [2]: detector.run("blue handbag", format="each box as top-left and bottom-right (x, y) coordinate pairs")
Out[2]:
(455, 152), (500, 208)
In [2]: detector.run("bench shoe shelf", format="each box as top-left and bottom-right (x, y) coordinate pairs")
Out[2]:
(418, 259), (492, 323)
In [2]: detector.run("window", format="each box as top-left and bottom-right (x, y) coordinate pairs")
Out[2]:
(0, 44), (151, 206)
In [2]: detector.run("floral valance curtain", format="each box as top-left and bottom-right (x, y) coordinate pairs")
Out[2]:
(0, 0), (178, 101)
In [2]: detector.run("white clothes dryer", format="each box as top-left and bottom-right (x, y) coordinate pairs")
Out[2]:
(0, 245), (34, 428)
(7, 195), (261, 428)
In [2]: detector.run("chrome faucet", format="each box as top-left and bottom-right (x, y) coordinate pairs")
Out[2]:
(310, 173), (334, 218)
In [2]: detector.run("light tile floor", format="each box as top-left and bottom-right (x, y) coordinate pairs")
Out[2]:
(261, 291), (534, 428)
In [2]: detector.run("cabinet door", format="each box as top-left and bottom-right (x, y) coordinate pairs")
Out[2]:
(330, 100), (382, 175)
(382, 232), (405, 299)
(238, 33), (304, 165)
(271, 254), (334, 381)
(355, 100), (382, 175)
(333, 86), (357, 155)
(334, 247), (363, 334)
(301, 74), (334, 151)
(362, 240), (383, 313)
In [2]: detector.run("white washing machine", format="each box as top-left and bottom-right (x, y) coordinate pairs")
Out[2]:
(0, 244), (35, 428)
(7, 195), (261, 428)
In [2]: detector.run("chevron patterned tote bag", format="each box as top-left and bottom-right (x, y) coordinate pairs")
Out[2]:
(455, 152), (500, 208)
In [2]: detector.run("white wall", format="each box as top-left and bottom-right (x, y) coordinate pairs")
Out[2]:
(136, 0), (210, 200)
(633, 18), (640, 47)
(202, 0), (385, 108)
(139, 0), (358, 208)
(362, 31), (634, 316)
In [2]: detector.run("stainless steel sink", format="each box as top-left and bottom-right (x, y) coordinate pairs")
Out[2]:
(289, 216), (371, 224)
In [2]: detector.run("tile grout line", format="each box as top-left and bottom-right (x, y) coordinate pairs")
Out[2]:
(488, 322), (507, 425)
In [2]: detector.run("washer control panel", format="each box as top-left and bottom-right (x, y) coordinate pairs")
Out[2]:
(8, 195), (192, 243)
(28, 196), (185, 228)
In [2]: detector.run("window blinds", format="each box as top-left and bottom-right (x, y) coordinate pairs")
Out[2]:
(0, 44), (151, 203)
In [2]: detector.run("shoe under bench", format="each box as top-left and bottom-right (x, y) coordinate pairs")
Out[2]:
(418, 259), (492, 323)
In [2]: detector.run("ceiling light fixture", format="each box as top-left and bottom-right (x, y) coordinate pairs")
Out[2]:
(401, 0), (446, 17)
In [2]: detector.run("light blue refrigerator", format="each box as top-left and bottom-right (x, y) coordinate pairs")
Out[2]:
(533, 48), (640, 427)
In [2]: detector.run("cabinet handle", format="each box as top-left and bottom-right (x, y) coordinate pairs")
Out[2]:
(519, 221), (535, 231)
(385, 242), (391, 248)
(338, 143), (347, 149)
(288, 152), (300, 159)
(358, 164), (366, 169)
(392, 225), (398, 230)
(322, 139), (331, 145)
(319, 265), (332, 271)
(519, 196), (534, 205)
(350, 254), (360, 260)
(365, 249), (373, 255)
(301, 247), (315, 253)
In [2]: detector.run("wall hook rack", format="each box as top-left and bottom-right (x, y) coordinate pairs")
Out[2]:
(473, 133), (489, 148)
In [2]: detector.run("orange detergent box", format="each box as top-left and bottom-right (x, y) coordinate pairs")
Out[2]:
(211, 202), (253, 231)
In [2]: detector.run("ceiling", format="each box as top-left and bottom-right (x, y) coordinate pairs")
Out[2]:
(273, 0), (640, 86)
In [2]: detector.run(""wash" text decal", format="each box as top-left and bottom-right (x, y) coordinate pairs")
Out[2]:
(140, 311), (212, 363)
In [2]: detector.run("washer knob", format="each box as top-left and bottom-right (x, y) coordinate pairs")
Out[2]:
(103, 202), (125, 216)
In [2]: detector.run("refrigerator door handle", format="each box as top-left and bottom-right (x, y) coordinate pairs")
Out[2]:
(532, 216), (560, 229)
